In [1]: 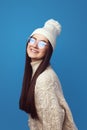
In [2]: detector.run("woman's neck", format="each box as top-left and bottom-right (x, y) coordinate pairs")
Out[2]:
(30, 60), (42, 77)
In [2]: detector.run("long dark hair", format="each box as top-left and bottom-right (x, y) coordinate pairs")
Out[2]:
(19, 40), (53, 120)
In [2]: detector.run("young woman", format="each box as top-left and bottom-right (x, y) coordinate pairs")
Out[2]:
(19, 19), (78, 130)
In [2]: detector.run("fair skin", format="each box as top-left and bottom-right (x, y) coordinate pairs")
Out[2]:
(27, 34), (49, 62)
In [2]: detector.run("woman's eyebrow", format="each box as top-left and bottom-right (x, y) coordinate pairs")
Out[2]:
(31, 36), (37, 40)
(32, 36), (48, 43)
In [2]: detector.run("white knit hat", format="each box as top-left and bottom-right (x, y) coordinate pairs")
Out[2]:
(30, 19), (61, 49)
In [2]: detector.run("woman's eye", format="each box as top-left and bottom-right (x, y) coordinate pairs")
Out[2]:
(39, 41), (46, 48)
(30, 38), (35, 44)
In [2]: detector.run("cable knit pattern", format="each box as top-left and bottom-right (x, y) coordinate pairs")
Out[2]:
(28, 60), (78, 130)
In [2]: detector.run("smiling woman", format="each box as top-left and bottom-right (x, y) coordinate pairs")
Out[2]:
(27, 34), (49, 62)
(19, 19), (78, 130)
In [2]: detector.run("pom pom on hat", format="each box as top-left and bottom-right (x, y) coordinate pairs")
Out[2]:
(30, 19), (61, 49)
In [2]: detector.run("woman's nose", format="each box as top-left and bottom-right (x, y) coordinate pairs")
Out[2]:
(32, 41), (38, 48)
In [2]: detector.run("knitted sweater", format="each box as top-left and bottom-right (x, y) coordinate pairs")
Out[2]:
(28, 60), (78, 130)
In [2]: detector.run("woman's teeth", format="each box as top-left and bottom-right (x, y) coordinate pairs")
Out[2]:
(31, 49), (38, 53)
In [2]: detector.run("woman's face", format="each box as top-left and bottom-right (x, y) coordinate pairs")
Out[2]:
(27, 34), (49, 62)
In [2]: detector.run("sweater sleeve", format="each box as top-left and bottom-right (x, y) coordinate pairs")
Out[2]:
(35, 73), (65, 130)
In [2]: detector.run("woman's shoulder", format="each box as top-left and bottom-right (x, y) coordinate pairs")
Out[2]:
(36, 65), (63, 94)
(37, 65), (59, 84)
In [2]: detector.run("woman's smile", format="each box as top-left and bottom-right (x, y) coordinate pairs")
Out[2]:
(30, 47), (39, 53)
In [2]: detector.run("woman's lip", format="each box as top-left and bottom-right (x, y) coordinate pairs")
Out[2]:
(30, 48), (39, 53)
(31, 49), (37, 53)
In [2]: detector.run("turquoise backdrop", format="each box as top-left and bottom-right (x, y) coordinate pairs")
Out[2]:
(0, 0), (87, 130)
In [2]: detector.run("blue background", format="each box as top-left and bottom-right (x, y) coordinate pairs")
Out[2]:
(0, 0), (87, 130)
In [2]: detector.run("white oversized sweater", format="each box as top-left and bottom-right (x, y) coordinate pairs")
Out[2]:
(28, 60), (78, 130)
